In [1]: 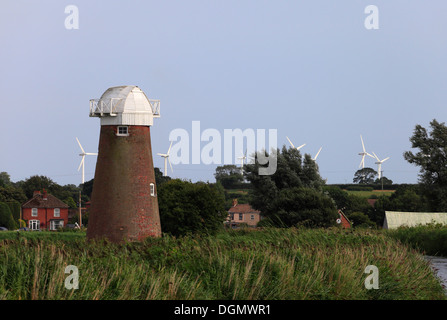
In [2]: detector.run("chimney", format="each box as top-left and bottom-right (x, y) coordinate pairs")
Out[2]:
(232, 199), (238, 207)
(42, 189), (48, 200)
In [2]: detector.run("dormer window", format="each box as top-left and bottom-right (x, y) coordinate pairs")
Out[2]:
(117, 126), (129, 136)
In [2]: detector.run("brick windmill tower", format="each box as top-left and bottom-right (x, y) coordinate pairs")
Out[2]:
(87, 85), (162, 242)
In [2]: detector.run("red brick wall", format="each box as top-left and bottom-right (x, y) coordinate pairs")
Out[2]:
(87, 125), (161, 243)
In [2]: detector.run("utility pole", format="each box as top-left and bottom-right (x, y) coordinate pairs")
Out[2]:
(79, 190), (82, 228)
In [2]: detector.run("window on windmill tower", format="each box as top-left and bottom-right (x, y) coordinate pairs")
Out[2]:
(150, 183), (155, 197)
(117, 126), (129, 136)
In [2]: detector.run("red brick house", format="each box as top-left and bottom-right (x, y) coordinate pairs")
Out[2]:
(227, 199), (262, 228)
(22, 190), (69, 231)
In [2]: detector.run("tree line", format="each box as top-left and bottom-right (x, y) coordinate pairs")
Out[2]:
(2, 119), (447, 234)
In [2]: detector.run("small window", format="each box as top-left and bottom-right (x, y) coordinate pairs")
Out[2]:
(250, 214), (255, 220)
(117, 126), (129, 136)
(239, 213), (243, 221)
(150, 183), (155, 197)
(29, 220), (40, 230)
(54, 208), (60, 217)
(31, 208), (38, 217)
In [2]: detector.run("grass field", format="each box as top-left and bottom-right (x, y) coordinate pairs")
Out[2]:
(0, 227), (445, 300)
(344, 189), (395, 198)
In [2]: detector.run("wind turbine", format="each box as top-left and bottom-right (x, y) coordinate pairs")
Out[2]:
(372, 152), (390, 180)
(358, 135), (375, 168)
(286, 136), (306, 150)
(237, 149), (247, 175)
(313, 147), (323, 161)
(157, 141), (173, 177)
(76, 137), (98, 184)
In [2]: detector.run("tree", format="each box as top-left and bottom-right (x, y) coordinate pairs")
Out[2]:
(155, 167), (171, 187)
(353, 167), (377, 184)
(244, 146), (336, 227)
(404, 119), (447, 211)
(0, 172), (11, 187)
(0, 202), (16, 229)
(214, 165), (244, 189)
(21, 175), (58, 199)
(158, 179), (228, 236)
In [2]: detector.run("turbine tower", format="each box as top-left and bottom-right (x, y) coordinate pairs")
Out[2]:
(76, 137), (98, 184)
(157, 141), (173, 177)
(358, 135), (374, 168)
(237, 149), (247, 175)
(372, 152), (390, 180)
(286, 136), (306, 150)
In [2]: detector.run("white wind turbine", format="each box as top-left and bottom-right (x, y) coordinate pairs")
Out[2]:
(372, 152), (390, 180)
(76, 137), (98, 184)
(286, 136), (306, 150)
(358, 135), (375, 168)
(237, 149), (247, 175)
(157, 141), (173, 177)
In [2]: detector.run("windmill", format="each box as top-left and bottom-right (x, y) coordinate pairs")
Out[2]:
(76, 137), (98, 184)
(313, 147), (323, 161)
(372, 152), (390, 180)
(286, 136), (306, 150)
(237, 149), (247, 175)
(157, 141), (173, 177)
(358, 135), (375, 168)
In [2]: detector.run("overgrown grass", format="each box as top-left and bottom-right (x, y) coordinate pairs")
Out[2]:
(0, 228), (445, 300)
(386, 224), (447, 257)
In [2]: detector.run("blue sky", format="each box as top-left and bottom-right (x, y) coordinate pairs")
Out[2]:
(1, 1), (447, 186)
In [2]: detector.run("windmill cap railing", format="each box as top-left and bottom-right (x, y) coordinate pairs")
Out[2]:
(89, 98), (160, 117)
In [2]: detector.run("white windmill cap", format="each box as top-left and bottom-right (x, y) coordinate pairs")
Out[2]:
(89, 85), (160, 126)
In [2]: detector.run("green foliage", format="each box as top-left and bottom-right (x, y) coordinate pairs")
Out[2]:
(0, 202), (16, 229)
(353, 167), (378, 184)
(347, 211), (375, 228)
(154, 167), (171, 187)
(404, 119), (447, 211)
(0, 186), (27, 204)
(158, 179), (228, 237)
(387, 224), (447, 256)
(0, 228), (444, 300)
(5, 200), (21, 225)
(214, 165), (244, 189)
(244, 146), (333, 227)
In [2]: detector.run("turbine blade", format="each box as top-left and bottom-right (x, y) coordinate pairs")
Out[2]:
(313, 147), (322, 160)
(168, 157), (174, 173)
(372, 152), (380, 161)
(76, 137), (85, 154)
(360, 135), (366, 152)
(167, 141), (173, 155)
(286, 136), (295, 149)
(382, 157), (390, 162)
(297, 143), (306, 150)
(85, 153), (98, 156)
(77, 156), (85, 171)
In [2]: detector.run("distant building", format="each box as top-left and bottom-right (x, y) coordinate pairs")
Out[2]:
(337, 210), (352, 229)
(227, 199), (261, 228)
(22, 190), (69, 231)
(383, 211), (447, 229)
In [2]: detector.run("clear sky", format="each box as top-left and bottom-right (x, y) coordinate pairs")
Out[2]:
(1, 1), (447, 186)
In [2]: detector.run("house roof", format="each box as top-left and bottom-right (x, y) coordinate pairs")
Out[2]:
(384, 211), (447, 229)
(22, 193), (69, 209)
(228, 203), (260, 214)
